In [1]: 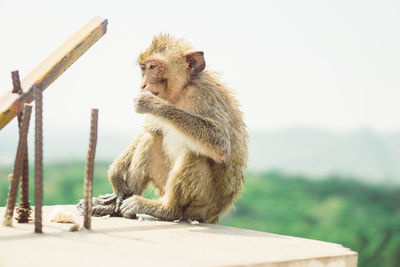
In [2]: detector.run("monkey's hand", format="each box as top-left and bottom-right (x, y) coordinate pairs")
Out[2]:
(134, 91), (168, 114)
(119, 195), (139, 219)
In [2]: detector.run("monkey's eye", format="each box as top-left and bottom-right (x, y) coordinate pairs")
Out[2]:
(140, 65), (146, 71)
(149, 64), (157, 70)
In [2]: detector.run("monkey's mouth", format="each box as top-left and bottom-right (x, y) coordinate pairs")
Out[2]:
(146, 90), (159, 96)
(143, 88), (160, 96)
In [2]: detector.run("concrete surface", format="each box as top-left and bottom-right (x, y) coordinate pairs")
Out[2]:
(0, 205), (357, 267)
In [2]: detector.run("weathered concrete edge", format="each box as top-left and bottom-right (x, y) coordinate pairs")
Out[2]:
(229, 253), (358, 267)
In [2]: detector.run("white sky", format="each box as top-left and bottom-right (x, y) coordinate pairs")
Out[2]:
(1, 0), (400, 138)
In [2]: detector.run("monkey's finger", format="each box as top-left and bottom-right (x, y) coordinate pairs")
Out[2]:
(98, 193), (115, 200)
(98, 193), (114, 199)
(115, 196), (123, 213)
(101, 194), (117, 205)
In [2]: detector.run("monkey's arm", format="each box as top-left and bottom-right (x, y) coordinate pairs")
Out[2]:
(135, 92), (230, 161)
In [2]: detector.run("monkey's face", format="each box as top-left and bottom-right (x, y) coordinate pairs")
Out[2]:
(139, 51), (206, 105)
(140, 58), (168, 98)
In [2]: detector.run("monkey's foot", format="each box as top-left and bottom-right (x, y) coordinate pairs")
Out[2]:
(76, 194), (119, 217)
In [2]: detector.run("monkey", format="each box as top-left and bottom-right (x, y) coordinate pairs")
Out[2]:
(77, 34), (248, 223)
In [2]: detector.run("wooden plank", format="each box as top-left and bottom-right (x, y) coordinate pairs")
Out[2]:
(0, 16), (108, 130)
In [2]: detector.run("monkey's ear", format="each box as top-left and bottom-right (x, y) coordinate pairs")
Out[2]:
(184, 51), (206, 75)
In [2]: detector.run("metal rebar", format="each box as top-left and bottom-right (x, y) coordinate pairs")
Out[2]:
(34, 85), (43, 233)
(16, 142), (31, 223)
(11, 70), (32, 223)
(83, 109), (98, 230)
(3, 104), (32, 227)
(11, 70), (22, 94)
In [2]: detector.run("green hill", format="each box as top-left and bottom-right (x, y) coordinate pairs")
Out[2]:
(2, 128), (400, 184)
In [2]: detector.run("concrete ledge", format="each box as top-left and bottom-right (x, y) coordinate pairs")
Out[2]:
(0, 205), (357, 267)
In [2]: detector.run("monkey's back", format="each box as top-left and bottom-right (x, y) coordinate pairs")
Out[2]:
(194, 70), (248, 166)
(188, 71), (249, 219)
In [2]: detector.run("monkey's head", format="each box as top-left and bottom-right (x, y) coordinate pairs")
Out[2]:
(138, 34), (206, 104)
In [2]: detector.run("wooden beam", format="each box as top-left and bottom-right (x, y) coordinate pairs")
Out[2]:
(0, 16), (108, 130)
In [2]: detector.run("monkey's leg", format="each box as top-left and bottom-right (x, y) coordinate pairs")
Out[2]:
(120, 155), (203, 221)
(77, 131), (154, 216)
(110, 131), (154, 212)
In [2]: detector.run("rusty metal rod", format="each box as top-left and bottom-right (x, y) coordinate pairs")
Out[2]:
(83, 109), (98, 230)
(16, 144), (31, 223)
(11, 71), (32, 223)
(34, 85), (43, 233)
(11, 70), (22, 94)
(3, 104), (32, 227)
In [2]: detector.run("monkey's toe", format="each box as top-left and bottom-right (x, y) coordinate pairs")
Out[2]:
(123, 211), (137, 219)
(76, 200), (83, 214)
(76, 195), (119, 217)
(121, 210), (137, 219)
(92, 204), (117, 217)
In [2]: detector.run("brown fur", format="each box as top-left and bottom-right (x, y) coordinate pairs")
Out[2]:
(77, 34), (248, 223)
